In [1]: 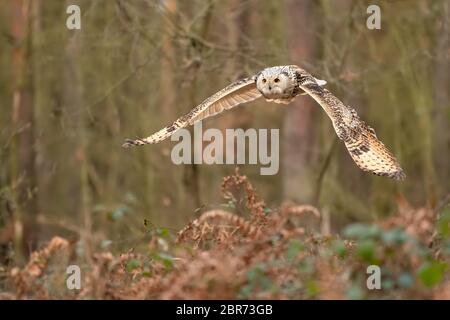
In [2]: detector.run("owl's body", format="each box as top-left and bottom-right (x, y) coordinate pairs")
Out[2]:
(123, 65), (405, 180)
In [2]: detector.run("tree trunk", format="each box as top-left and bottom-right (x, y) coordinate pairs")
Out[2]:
(282, 0), (318, 203)
(433, 1), (450, 195)
(10, 0), (39, 260)
(64, 0), (92, 264)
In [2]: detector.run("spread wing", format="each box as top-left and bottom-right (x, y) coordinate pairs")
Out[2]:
(297, 72), (405, 180)
(122, 76), (262, 147)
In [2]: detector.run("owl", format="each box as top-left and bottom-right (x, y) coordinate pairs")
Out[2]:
(123, 65), (405, 180)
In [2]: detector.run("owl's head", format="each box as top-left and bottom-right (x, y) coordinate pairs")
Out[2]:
(256, 66), (294, 99)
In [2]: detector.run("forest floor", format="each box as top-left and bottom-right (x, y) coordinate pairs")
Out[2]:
(1, 170), (449, 299)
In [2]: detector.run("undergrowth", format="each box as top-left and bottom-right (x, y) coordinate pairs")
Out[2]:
(0, 169), (449, 300)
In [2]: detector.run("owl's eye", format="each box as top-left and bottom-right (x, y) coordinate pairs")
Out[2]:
(262, 78), (267, 83)
(274, 78), (280, 83)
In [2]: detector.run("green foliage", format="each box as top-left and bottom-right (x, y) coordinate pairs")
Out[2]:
(125, 259), (141, 273)
(344, 224), (381, 240)
(381, 228), (410, 246)
(398, 273), (414, 289)
(286, 239), (304, 261)
(438, 207), (450, 238)
(418, 261), (448, 288)
(239, 264), (274, 298)
(332, 239), (348, 259)
(356, 239), (377, 264)
(152, 252), (174, 270)
(347, 285), (364, 300)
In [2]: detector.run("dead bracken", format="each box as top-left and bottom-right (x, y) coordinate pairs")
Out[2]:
(1, 171), (449, 300)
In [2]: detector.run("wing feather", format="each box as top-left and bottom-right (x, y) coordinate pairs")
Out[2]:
(123, 77), (261, 147)
(297, 71), (405, 180)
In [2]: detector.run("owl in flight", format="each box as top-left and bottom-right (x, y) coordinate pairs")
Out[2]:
(123, 65), (405, 180)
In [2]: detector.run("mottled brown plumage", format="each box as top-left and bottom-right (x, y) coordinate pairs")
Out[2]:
(123, 65), (405, 180)
(122, 77), (261, 146)
(294, 66), (405, 180)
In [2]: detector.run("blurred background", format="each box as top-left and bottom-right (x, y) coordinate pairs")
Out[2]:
(0, 0), (449, 260)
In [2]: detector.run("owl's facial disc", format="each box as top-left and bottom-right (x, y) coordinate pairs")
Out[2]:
(256, 70), (293, 100)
